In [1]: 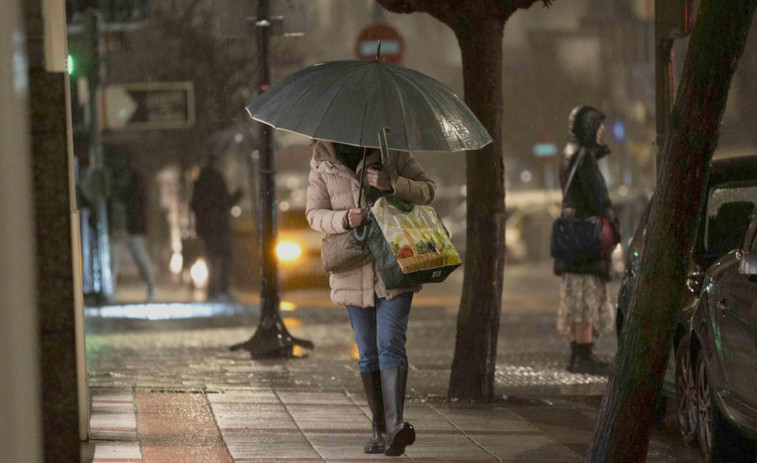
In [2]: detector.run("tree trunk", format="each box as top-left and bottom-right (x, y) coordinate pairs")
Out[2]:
(447, 16), (506, 401)
(588, 1), (757, 460)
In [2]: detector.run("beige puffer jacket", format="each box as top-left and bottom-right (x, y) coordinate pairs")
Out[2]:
(306, 140), (436, 308)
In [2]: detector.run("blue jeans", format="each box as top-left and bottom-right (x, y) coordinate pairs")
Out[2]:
(346, 293), (413, 373)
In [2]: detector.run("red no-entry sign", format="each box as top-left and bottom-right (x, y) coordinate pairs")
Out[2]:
(356, 23), (404, 65)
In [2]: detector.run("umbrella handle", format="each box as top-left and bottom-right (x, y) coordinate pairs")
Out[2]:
(357, 147), (368, 208)
(353, 223), (369, 242)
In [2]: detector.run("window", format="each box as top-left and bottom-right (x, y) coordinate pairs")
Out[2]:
(704, 184), (757, 257)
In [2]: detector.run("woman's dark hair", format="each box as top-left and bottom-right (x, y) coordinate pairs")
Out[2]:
(333, 142), (364, 171)
(568, 105), (606, 147)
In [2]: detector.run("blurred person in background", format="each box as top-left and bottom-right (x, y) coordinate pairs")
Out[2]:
(554, 106), (620, 375)
(111, 162), (159, 302)
(190, 152), (242, 302)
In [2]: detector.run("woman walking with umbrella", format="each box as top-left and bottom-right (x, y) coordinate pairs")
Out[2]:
(245, 55), (491, 456)
(307, 140), (434, 455)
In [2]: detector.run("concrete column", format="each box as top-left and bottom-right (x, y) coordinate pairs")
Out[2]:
(0, 0), (43, 461)
(26, 0), (82, 461)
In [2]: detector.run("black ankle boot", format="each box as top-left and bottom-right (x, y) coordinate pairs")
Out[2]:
(360, 371), (385, 454)
(381, 367), (415, 457)
(566, 341), (578, 372)
(572, 343), (612, 375)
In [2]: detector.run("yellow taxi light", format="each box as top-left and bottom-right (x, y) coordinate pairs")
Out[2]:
(276, 242), (302, 261)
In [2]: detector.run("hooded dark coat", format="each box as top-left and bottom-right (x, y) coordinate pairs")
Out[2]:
(554, 106), (618, 279)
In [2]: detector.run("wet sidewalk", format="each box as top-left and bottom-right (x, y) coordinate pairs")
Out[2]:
(81, 265), (702, 462)
(84, 387), (598, 463)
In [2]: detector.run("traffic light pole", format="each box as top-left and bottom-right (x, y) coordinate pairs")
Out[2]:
(231, 0), (313, 358)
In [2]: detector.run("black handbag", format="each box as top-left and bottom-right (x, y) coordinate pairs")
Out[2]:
(550, 148), (604, 263)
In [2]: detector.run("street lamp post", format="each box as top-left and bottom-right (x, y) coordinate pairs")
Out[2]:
(231, 0), (313, 358)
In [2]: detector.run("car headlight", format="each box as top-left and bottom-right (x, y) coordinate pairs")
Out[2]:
(276, 242), (302, 261)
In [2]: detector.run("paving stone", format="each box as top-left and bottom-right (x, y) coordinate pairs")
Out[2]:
(90, 442), (142, 462)
(471, 435), (582, 461)
(404, 433), (499, 461)
(89, 390), (137, 441)
(223, 431), (321, 460)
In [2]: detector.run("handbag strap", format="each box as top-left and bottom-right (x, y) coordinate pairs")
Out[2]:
(562, 148), (586, 200)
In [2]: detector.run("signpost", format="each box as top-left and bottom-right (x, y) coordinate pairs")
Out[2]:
(356, 23), (403, 64)
(103, 82), (195, 130)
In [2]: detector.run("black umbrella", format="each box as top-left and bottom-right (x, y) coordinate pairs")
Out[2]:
(246, 59), (492, 152)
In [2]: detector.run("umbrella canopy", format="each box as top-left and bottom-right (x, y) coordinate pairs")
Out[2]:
(246, 60), (492, 152)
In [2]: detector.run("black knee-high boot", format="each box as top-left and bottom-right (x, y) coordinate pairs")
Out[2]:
(573, 343), (612, 375)
(381, 367), (415, 457)
(360, 371), (385, 453)
(566, 341), (578, 372)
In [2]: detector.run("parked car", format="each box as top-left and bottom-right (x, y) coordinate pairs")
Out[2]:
(615, 155), (757, 431)
(685, 206), (757, 462)
(276, 207), (328, 289)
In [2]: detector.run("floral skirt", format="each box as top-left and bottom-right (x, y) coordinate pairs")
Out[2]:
(557, 273), (615, 336)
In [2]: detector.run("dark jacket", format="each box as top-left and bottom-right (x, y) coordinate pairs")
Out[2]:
(124, 170), (147, 235)
(555, 106), (617, 279)
(190, 164), (238, 242)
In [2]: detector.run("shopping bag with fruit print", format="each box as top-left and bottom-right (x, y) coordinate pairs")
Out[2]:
(354, 129), (462, 289)
(359, 196), (461, 289)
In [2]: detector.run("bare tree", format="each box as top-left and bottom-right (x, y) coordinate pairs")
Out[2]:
(376, 0), (552, 401)
(147, 0), (258, 134)
(588, 0), (757, 460)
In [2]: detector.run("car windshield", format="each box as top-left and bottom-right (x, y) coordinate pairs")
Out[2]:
(704, 183), (757, 256)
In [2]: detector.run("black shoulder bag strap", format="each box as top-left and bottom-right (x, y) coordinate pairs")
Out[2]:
(562, 148), (587, 202)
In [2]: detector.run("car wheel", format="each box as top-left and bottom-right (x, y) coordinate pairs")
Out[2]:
(696, 355), (757, 462)
(675, 337), (697, 446)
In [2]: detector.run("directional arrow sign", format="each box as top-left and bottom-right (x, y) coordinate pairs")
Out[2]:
(103, 82), (195, 130)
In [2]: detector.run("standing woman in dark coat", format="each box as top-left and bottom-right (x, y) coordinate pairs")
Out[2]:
(555, 106), (619, 375)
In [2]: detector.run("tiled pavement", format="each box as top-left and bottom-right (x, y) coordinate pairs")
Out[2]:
(81, 266), (703, 462)
(85, 387), (591, 462)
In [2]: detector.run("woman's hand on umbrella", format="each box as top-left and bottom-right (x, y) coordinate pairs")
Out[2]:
(366, 168), (393, 192)
(348, 208), (368, 228)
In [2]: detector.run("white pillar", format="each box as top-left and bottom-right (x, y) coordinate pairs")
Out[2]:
(0, 0), (43, 460)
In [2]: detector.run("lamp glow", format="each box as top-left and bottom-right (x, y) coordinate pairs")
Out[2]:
(276, 242), (302, 261)
(169, 252), (183, 274)
(190, 258), (209, 287)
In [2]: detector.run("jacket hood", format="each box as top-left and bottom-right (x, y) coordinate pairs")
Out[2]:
(311, 140), (380, 176)
(568, 105), (606, 147)
(312, 140), (339, 163)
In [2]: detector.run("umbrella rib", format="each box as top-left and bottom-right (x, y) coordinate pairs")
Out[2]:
(281, 62), (361, 133)
(385, 69), (413, 151)
(357, 64), (378, 148)
(400, 69), (476, 151)
(389, 68), (449, 152)
(311, 65), (373, 144)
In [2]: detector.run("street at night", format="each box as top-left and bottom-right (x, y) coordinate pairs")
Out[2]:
(4, 0), (757, 462)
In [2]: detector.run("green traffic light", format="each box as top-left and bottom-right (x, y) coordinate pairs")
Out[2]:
(67, 54), (74, 75)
